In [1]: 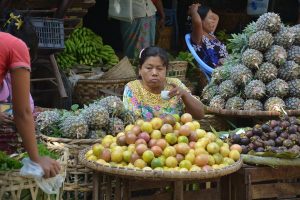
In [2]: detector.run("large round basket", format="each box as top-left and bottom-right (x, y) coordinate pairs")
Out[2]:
(198, 114), (232, 131)
(39, 134), (101, 200)
(79, 147), (243, 181)
(205, 106), (300, 118)
(73, 77), (135, 105)
(0, 146), (68, 200)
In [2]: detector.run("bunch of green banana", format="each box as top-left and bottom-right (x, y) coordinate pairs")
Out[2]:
(57, 27), (119, 72)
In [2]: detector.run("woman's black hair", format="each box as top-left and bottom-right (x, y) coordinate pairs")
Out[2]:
(1, 10), (38, 62)
(197, 5), (210, 20)
(139, 46), (169, 69)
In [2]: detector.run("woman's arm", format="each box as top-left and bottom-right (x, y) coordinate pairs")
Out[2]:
(11, 69), (60, 178)
(188, 3), (204, 44)
(168, 83), (205, 120)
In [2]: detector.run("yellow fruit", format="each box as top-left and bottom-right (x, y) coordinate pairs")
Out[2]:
(180, 113), (193, 123)
(220, 146), (230, 157)
(194, 147), (209, 156)
(196, 129), (206, 139)
(163, 146), (176, 157)
(141, 122), (153, 133)
(123, 150), (132, 163)
(207, 155), (215, 166)
(150, 117), (163, 130)
(229, 150), (240, 161)
(230, 144), (242, 153)
(151, 130), (162, 139)
(185, 122), (196, 131)
(125, 124), (134, 132)
(205, 132), (217, 142)
(206, 142), (220, 154)
(151, 158), (164, 169)
(134, 159), (147, 169)
(101, 137), (113, 148)
(223, 157), (235, 165)
(85, 149), (93, 158)
(172, 114), (180, 122)
(192, 121), (201, 129)
(215, 138), (224, 147)
(111, 150), (123, 163)
(142, 150), (154, 163)
(96, 159), (107, 165)
(87, 155), (97, 161)
(190, 165), (201, 171)
(165, 133), (177, 145)
(179, 160), (192, 170)
(213, 153), (223, 164)
(165, 156), (178, 168)
(177, 135), (189, 144)
(185, 153), (195, 163)
(135, 119), (144, 126)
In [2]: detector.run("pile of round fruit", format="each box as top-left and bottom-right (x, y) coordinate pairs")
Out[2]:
(228, 116), (300, 156)
(85, 113), (241, 171)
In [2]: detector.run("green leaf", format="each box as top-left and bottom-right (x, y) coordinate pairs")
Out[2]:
(71, 104), (79, 111)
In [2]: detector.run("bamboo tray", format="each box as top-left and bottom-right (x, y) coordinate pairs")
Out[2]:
(78, 147), (243, 181)
(205, 106), (300, 118)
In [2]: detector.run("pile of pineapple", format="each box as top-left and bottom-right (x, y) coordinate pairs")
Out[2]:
(202, 12), (300, 111)
(35, 96), (136, 139)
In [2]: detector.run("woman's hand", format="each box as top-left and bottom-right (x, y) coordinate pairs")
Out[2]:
(35, 156), (61, 178)
(0, 112), (13, 126)
(168, 83), (189, 99)
(188, 3), (200, 16)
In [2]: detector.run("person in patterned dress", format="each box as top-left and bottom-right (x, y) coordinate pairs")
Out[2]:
(123, 46), (205, 121)
(188, 3), (228, 68)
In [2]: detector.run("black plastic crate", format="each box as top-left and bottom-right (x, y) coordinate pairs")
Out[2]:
(30, 17), (64, 50)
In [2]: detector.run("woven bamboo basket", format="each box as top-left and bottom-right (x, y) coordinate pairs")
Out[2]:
(0, 146), (68, 200)
(198, 114), (231, 132)
(39, 134), (101, 200)
(79, 147), (243, 181)
(204, 106), (300, 118)
(167, 61), (188, 82)
(74, 77), (135, 105)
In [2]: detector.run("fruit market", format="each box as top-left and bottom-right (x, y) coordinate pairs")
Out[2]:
(0, 0), (299, 200)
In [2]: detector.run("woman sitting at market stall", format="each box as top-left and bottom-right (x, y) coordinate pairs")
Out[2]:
(188, 3), (228, 68)
(123, 46), (205, 121)
(0, 13), (60, 178)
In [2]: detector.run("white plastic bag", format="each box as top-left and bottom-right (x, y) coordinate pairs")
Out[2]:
(20, 158), (65, 194)
(108, 0), (133, 22)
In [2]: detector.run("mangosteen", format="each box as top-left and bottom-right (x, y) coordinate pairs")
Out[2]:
(241, 145), (249, 154)
(270, 120), (279, 128)
(264, 139), (275, 147)
(252, 127), (263, 136)
(288, 125), (298, 134)
(291, 145), (300, 152)
(274, 126), (283, 134)
(288, 134), (298, 142)
(231, 134), (241, 144)
(275, 137), (284, 146)
(289, 116), (297, 124)
(280, 131), (289, 139)
(240, 137), (250, 145)
(268, 131), (277, 140)
(250, 135), (260, 142)
(261, 124), (271, 132)
(248, 143), (255, 150)
(280, 120), (290, 130)
(261, 135), (268, 141)
(265, 146), (277, 153)
(254, 140), (264, 148)
(256, 147), (265, 152)
(275, 146), (287, 153)
(283, 139), (294, 148)
(245, 130), (253, 138)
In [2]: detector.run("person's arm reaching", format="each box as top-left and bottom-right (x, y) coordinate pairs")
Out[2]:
(188, 3), (204, 44)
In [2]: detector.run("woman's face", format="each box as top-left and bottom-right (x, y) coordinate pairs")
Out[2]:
(202, 10), (219, 33)
(139, 56), (167, 91)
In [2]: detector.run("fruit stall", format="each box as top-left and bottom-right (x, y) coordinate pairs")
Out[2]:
(0, 0), (300, 198)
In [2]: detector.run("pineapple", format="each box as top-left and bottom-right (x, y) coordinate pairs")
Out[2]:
(119, 110), (137, 125)
(291, 24), (300, 45)
(288, 79), (300, 98)
(86, 129), (106, 139)
(60, 115), (88, 139)
(264, 45), (287, 66)
(209, 95), (225, 109)
(244, 99), (263, 111)
(244, 80), (266, 100)
(218, 80), (238, 99)
(35, 110), (61, 134)
(201, 84), (219, 104)
(255, 62), (278, 83)
(287, 46), (300, 64)
(255, 12), (281, 33)
(284, 97), (300, 110)
(249, 30), (273, 51)
(81, 104), (109, 129)
(211, 67), (230, 84)
(225, 97), (244, 110)
(241, 49), (263, 70)
(264, 97), (286, 111)
(230, 64), (253, 86)
(266, 79), (289, 98)
(277, 61), (300, 81)
(274, 25), (295, 48)
(95, 96), (124, 116)
(107, 117), (124, 136)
